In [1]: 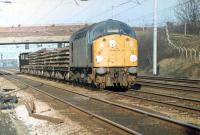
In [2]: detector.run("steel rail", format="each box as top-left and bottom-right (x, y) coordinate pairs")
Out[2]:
(0, 72), (141, 135)
(8, 71), (200, 112)
(108, 90), (200, 114)
(1, 72), (200, 135)
(137, 80), (200, 92)
(131, 90), (200, 103)
(1, 72), (199, 115)
(137, 76), (200, 84)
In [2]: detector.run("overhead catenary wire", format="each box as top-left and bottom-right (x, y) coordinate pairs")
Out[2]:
(124, 0), (191, 26)
(26, 0), (47, 25)
(86, 0), (147, 22)
(74, 0), (79, 6)
(33, 0), (65, 25)
(33, 0), (91, 25)
(110, 0), (147, 19)
(65, 0), (96, 23)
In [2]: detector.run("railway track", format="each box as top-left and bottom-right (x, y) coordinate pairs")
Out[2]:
(107, 90), (200, 115)
(38, 74), (200, 115)
(2, 70), (200, 116)
(1, 71), (200, 135)
(138, 75), (200, 84)
(12, 71), (200, 115)
(136, 76), (200, 93)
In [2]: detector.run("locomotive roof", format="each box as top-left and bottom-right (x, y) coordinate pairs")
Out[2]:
(70, 19), (136, 42)
(19, 52), (29, 55)
(69, 23), (95, 41)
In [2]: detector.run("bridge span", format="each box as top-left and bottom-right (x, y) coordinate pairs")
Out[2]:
(0, 24), (86, 45)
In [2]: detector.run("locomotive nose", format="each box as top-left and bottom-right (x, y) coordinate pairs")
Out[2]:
(93, 34), (138, 68)
(105, 68), (129, 87)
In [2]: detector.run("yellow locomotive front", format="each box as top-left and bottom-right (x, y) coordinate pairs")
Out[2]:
(93, 34), (138, 67)
(91, 20), (138, 88)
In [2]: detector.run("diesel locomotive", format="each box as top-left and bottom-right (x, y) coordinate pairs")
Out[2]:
(19, 19), (138, 89)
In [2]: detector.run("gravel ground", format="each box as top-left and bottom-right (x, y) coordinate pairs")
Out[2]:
(0, 76), (94, 135)
(18, 74), (200, 126)
(0, 111), (18, 135)
(0, 76), (29, 135)
(0, 75), (127, 135)
(14, 92), (94, 135)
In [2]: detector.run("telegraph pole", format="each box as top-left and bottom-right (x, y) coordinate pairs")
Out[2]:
(153, 0), (158, 75)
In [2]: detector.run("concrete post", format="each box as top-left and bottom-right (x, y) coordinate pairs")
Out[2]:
(191, 48), (197, 62)
(183, 47), (188, 59)
(188, 48), (193, 61)
(199, 51), (200, 61)
(153, 0), (158, 75)
(184, 23), (187, 36)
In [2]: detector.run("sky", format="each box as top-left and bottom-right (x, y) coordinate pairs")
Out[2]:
(0, 0), (179, 60)
(0, 0), (178, 27)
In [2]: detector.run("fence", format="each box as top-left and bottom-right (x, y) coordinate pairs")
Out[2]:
(165, 24), (200, 62)
(167, 22), (200, 36)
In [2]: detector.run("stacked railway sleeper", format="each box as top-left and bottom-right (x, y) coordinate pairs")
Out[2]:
(21, 47), (70, 80)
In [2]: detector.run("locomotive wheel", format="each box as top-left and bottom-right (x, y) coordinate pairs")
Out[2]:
(89, 81), (96, 90)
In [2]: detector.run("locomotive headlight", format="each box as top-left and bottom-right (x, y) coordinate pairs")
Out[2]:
(96, 55), (103, 63)
(100, 43), (104, 48)
(130, 42), (134, 47)
(109, 39), (117, 47)
(130, 55), (137, 62)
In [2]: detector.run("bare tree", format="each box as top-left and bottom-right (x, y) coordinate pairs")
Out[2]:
(176, 0), (200, 23)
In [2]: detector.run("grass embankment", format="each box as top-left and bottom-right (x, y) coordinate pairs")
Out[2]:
(171, 34), (200, 49)
(137, 30), (200, 79)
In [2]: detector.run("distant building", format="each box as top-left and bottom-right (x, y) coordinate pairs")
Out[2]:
(0, 59), (18, 68)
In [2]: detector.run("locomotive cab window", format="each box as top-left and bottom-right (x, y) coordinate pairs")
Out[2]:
(24, 55), (28, 60)
(89, 20), (136, 43)
(20, 53), (29, 60)
(20, 55), (24, 60)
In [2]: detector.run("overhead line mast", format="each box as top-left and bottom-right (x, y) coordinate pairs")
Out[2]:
(153, 0), (158, 75)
